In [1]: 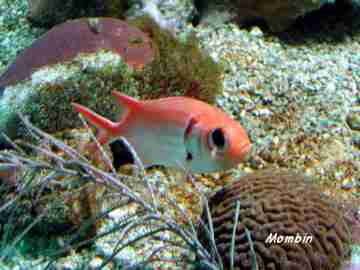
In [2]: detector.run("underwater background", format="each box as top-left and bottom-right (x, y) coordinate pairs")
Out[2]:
(0, 0), (360, 269)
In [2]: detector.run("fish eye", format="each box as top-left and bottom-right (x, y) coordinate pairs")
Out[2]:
(209, 128), (227, 151)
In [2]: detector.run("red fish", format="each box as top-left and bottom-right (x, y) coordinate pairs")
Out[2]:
(72, 91), (251, 173)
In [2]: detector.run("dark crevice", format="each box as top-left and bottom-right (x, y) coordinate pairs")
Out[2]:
(193, 0), (360, 44)
(275, 1), (360, 44)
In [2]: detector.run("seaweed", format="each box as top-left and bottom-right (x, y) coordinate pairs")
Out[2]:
(0, 114), (233, 269)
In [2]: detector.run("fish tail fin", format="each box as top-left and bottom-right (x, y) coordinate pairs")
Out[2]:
(72, 103), (117, 133)
(112, 91), (141, 112)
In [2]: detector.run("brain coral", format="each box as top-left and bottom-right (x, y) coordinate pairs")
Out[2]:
(198, 169), (352, 270)
(0, 18), (154, 89)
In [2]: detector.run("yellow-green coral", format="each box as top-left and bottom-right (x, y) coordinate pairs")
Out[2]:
(129, 16), (224, 104)
(0, 51), (140, 143)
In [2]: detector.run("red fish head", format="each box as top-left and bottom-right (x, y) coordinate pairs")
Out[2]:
(205, 120), (251, 167)
(185, 112), (251, 173)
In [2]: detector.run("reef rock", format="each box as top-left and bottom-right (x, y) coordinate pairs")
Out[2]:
(196, 0), (337, 32)
(0, 18), (153, 89)
(27, 0), (127, 26)
(235, 0), (338, 31)
(127, 0), (196, 30)
(27, 0), (78, 26)
(0, 18), (154, 147)
(198, 169), (352, 269)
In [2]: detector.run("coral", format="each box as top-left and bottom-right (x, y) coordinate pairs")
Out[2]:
(129, 16), (224, 104)
(0, 51), (140, 146)
(198, 169), (352, 270)
(0, 16), (223, 146)
(0, 18), (154, 89)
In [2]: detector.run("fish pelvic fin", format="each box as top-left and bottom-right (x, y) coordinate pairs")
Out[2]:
(112, 91), (141, 112)
(72, 102), (117, 134)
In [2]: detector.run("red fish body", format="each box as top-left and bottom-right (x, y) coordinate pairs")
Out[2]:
(72, 91), (251, 173)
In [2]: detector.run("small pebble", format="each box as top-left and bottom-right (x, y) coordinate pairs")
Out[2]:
(347, 112), (360, 131)
(341, 181), (355, 190)
(351, 133), (360, 148)
(252, 108), (272, 117)
(89, 257), (104, 269)
(249, 26), (263, 38)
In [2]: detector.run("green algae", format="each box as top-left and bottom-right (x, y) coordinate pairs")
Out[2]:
(129, 15), (224, 104)
(0, 15), (226, 145)
(0, 51), (142, 144)
(0, 0), (45, 70)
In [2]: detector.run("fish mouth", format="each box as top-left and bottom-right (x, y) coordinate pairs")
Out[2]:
(238, 142), (251, 161)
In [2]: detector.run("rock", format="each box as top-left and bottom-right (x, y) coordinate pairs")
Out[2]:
(236, 0), (338, 31)
(0, 18), (154, 146)
(27, 0), (78, 26)
(0, 16), (223, 147)
(197, 0), (338, 32)
(0, 18), (154, 89)
(27, 0), (128, 27)
(249, 26), (264, 37)
(0, 51), (138, 147)
(351, 133), (360, 148)
(347, 110), (360, 131)
(127, 0), (196, 31)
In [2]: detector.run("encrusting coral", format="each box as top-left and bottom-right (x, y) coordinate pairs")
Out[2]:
(0, 16), (224, 148)
(0, 17), (154, 89)
(198, 169), (352, 270)
(129, 15), (224, 104)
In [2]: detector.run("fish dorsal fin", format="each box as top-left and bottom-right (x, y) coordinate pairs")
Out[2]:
(112, 91), (141, 112)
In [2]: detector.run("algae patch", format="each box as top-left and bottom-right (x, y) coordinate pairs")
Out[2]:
(130, 16), (224, 104)
(0, 51), (139, 144)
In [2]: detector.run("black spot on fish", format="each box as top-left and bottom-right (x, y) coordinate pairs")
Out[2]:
(110, 139), (134, 169)
(210, 128), (226, 149)
(186, 152), (193, 161)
